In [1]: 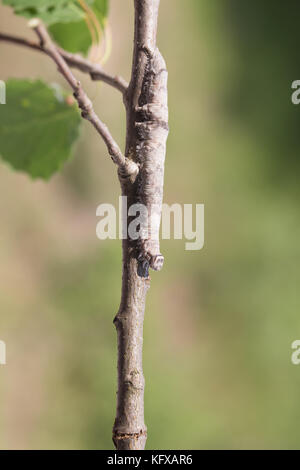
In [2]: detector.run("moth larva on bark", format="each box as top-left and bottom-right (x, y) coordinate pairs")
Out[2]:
(134, 46), (169, 277)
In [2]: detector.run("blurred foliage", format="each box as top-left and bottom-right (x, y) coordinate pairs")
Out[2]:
(0, 0), (300, 450)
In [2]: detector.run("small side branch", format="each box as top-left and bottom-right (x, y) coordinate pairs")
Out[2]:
(57, 48), (128, 94)
(27, 20), (138, 179)
(0, 32), (128, 94)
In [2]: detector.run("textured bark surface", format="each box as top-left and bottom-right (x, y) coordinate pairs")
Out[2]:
(135, 46), (169, 274)
(113, 0), (168, 450)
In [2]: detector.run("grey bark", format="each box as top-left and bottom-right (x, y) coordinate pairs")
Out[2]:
(113, 0), (168, 450)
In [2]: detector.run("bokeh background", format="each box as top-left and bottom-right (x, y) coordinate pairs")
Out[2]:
(0, 0), (300, 450)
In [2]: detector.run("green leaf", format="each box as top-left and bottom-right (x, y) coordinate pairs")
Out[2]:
(3, 1), (86, 25)
(0, 80), (81, 180)
(48, 19), (93, 55)
(93, 0), (108, 28)
(49, 0), (109, 55)
(3, 0), (109, 55)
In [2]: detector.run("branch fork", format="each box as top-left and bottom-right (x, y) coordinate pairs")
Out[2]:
(26, 19), (138, 180)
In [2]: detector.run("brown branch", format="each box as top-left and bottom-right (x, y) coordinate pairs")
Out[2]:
(113, 0), (165, 451)
(0, 32), (128, 94)
(27, 20), (138, 179)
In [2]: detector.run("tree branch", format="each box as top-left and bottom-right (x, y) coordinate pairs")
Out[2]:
(113, 0), (165, 451)
(27, 20), (138, 179)
(57, 48), (129, 94)
(0, 32), (128, 94)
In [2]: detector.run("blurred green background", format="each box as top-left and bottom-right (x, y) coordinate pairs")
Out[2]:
(0, 0), (300, 449)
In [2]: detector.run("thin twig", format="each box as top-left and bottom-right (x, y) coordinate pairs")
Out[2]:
(57, 48), (128, 93)
(0, 32), (128, 94)
(26, 20), (138, 179)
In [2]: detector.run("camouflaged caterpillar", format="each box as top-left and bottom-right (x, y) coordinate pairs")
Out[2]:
(135, 46), (169, 278)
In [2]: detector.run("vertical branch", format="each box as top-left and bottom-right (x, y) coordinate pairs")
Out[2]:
(127, 0), (159, 114)
(113, 0), (164, 450)
(113, 215), (150, 450)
